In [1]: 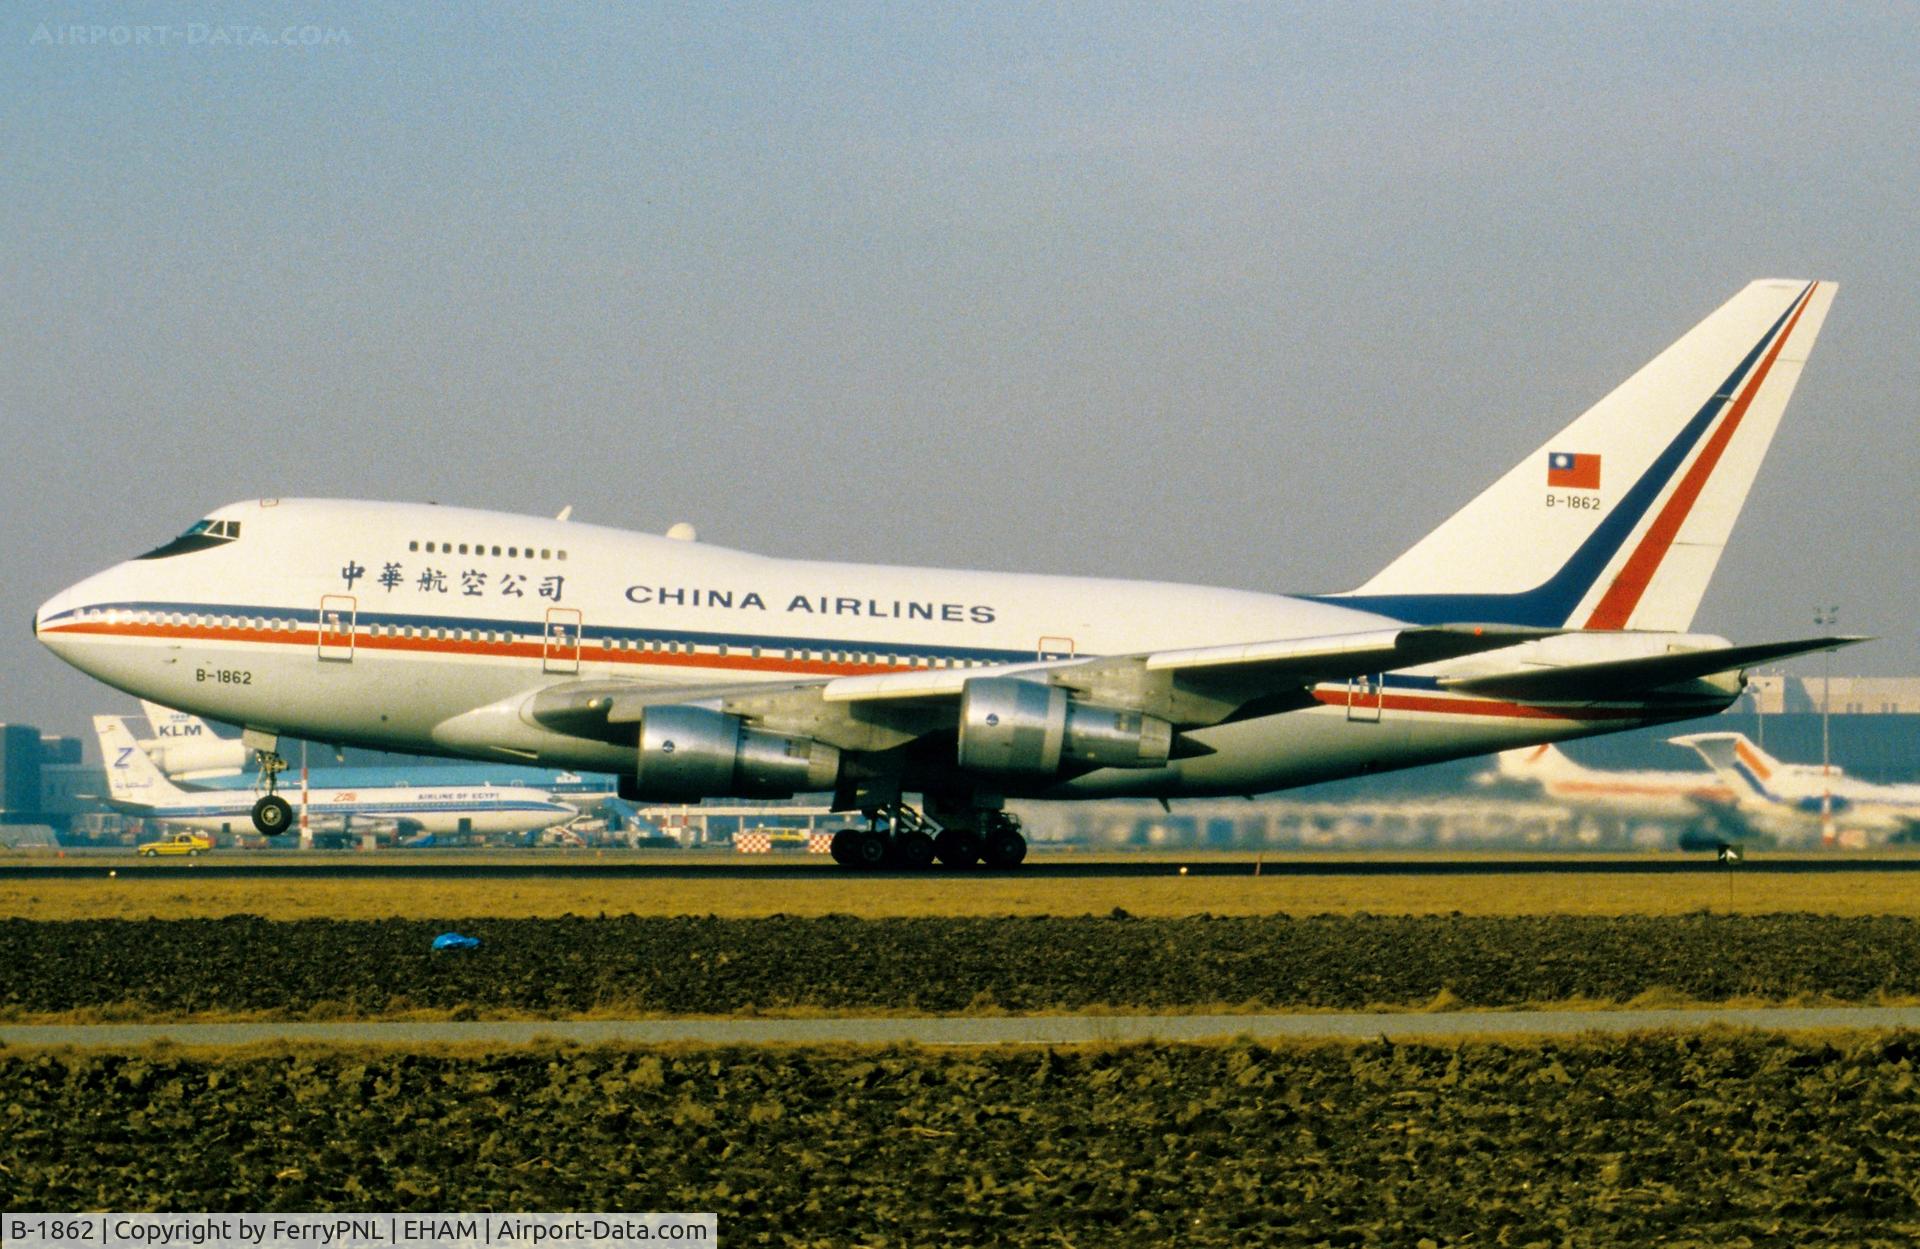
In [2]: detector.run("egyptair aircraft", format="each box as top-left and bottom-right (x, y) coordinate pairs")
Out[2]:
(93, 716), (578, 842)
(36, 280), (1857, 869)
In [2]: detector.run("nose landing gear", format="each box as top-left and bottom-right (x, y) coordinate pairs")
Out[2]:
(249, 747), (293, 837)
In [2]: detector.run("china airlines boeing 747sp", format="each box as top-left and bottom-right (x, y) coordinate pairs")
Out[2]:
(36, 280), (1858, 869)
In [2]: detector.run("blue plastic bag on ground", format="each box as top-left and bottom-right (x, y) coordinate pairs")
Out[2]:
(432, 932), (482, 951)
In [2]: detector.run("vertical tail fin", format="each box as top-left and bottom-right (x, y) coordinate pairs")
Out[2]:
(93, 715), (190, 806)
(140, 699), (202, 736)
(136, 699), (246, 779)
(1495, 743), (1582, 781)
(1670, 732), (1780, 801)
(1340, 280), (1836, 630)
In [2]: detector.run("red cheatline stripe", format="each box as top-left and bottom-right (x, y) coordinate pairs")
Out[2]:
(1309, 688), (1669, 723)
(1553, 780), (1733, 799)
(1583, 282), (1818, 629)
(46, 620), (912, 677)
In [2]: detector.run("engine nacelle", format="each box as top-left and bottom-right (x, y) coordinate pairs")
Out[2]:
(956, 677), (1172, 775)
(144, 737), (249, 780)
(634, 705), (840, 801)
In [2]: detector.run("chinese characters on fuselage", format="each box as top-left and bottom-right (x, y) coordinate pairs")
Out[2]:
(341, 560), (564, 602)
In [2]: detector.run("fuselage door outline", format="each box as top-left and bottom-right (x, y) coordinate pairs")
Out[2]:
(544, 607), (583, 674)
(1347, 673), (1383, 723)
(318, 595), (357, 662)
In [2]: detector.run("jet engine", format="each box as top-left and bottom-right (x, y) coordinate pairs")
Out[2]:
(634, 705), (840, 801)
(957, 677), (1172, 775)
(142, 736), (249, 780)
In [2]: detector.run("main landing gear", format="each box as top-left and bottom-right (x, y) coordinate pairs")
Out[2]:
(249, 748), (294, 837)
(828, 803), (1028, 871)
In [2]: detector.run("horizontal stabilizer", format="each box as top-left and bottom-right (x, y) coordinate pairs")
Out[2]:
(1668, 732), (1765, 772)
(1668, 732), (1776, 798)
(1440, 635), (1867, 701)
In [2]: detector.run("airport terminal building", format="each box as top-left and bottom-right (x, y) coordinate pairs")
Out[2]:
(0, 723), (83, 846)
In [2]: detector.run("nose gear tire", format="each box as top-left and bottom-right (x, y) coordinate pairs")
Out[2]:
(251, 795), (294, 837)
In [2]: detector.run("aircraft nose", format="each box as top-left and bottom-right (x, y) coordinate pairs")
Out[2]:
(34, 592), (60, 640)
(34, 582), (89, 650)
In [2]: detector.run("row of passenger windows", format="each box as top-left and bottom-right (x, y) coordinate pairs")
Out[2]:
(366, 623), (518, 643)
(408, 540), (567, 560)
(83, 609), (519, 645)
(82, 608), (989, 667)
(85, 608), (292, 631)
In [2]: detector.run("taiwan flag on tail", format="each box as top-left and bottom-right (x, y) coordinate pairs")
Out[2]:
(1547, 451), (1601, 490)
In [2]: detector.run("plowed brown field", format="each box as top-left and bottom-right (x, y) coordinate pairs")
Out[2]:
(5, 1035), (1919, 1245)
(4, 913), (1918, 1019)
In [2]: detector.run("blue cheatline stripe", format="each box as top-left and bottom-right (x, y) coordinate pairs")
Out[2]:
(1319, 284), (1810, 628)
(47, 599), (1035, 665)
(1731, 761), (1778, 800)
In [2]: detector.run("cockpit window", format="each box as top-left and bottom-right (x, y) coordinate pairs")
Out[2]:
(135, 518), (243, 560)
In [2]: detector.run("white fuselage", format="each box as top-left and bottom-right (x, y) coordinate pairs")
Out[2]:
(138, 784), (578, 838)
(37, 498), (1731, 799)
(1730, 758), (1920, 836)
(1493, 746), (1736, 820)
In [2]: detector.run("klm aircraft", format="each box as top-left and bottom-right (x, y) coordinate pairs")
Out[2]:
(94, 716), (577, 842)
(131, 699), (620, 810)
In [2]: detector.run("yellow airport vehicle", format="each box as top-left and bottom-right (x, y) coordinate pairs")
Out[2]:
(136, 831), (214, 857)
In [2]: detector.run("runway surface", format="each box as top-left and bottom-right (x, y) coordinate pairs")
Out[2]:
(7, 1006), (1920, 1049)
(7, 856), (1920, 880)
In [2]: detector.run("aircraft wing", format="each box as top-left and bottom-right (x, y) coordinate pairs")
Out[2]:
(527, 679), (805, 737)
(1438, 635), (1868, 701)
(524, 623), (1558, 752)
(832, 623), (1554, 703)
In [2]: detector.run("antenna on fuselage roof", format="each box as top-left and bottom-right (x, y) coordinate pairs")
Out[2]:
(555, 505), (573, 521)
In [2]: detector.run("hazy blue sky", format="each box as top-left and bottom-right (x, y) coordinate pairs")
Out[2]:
(4, 2), (1916, 743)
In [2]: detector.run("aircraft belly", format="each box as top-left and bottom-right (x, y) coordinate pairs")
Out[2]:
(1043, 705), (1667, 800)
(64, 634), (559, 759)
